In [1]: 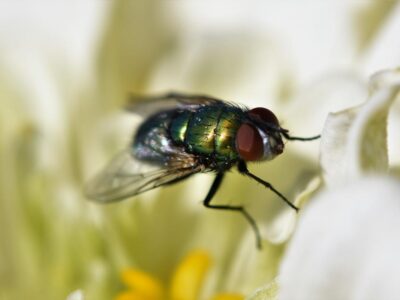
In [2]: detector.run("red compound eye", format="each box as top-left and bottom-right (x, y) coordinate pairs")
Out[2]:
(235, 123), (263, 161)
(248, 107), (279, 126)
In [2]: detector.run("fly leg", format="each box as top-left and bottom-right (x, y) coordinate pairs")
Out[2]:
(280, 129), (321, 141)
(237, 160), (299, 212)
(203, 172), (262, 249)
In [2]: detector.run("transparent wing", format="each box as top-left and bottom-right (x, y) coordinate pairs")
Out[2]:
(125, 92), (225, 118)
(85, 150), (201, 203)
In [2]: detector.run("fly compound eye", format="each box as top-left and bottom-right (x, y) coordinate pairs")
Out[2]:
(236, 123), (264, 161)
(248, 107), (280, 126)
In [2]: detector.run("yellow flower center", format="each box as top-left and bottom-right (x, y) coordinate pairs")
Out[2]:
(117, 269), (164, 300)
(169, 250), (211, 300)
(115, 250), (244, 300)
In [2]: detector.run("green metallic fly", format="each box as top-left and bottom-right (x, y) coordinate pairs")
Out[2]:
(85, 93), (319, 248)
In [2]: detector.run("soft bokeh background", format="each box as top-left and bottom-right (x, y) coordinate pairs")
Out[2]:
(0, 1), (399, 300)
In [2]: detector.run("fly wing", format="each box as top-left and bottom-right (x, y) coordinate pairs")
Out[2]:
(85, 150), (201, 203)
(125, 92), (224, 118)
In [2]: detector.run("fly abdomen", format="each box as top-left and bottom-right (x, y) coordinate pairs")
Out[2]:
(170, 110), (191, 144)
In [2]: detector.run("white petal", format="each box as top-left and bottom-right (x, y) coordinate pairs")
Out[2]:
(320, 68), (400, 186)
(281, 72), (367, 160)
(279, 176), (400, 300)
(66, 290), (84, 300)
(362, 3), (400, 74)
(247, 280), (278, 300)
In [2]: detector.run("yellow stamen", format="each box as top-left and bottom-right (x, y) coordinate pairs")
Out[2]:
(169, 250), (212, 300)
(211, 294), (244, 300)
(115, 291), (150, 300)
(119, 268), (164, 300)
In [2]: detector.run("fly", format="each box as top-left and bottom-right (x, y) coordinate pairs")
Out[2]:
(85, 92), (320, 249)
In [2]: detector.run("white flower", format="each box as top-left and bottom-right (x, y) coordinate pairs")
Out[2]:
(280, 176), (400, 300)
(278, 68), (400, 300)
(66, 290), (84, 300)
